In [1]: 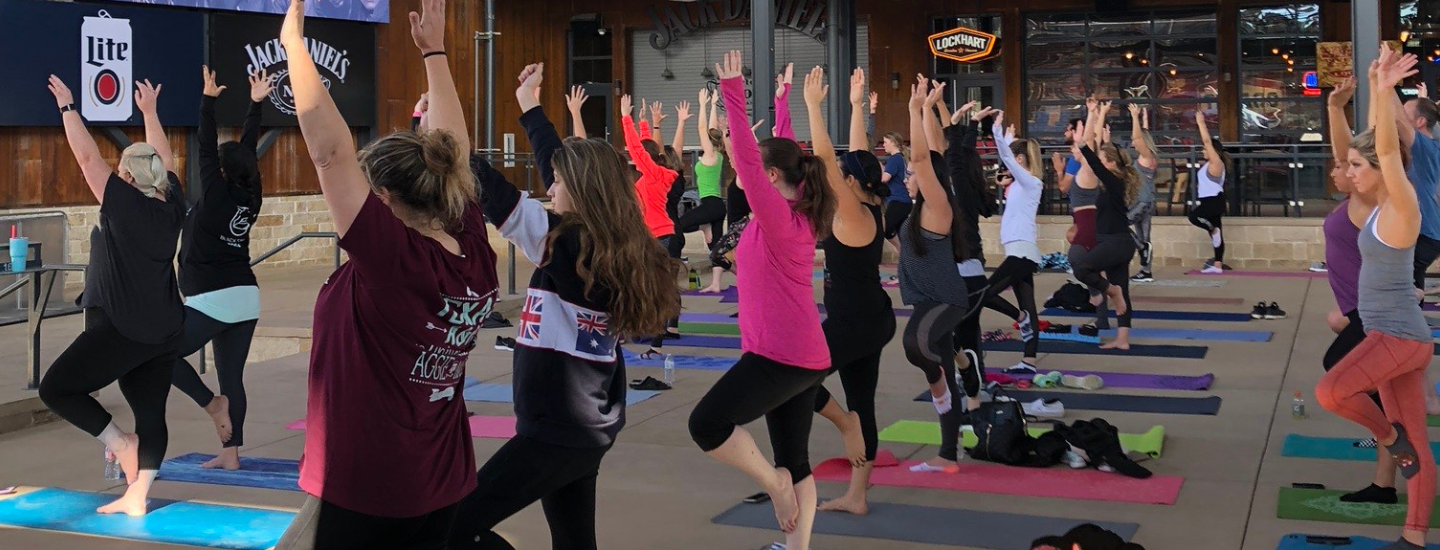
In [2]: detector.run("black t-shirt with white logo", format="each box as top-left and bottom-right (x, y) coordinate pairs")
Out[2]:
(80, 174), (186, 344)
(179, 96), (262, 297)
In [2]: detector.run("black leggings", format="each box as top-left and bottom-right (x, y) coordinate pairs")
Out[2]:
(1072, 233), (1136, 329)
(980, 256), (1040, 359)
(277, 496), (459, 550)
(1324, 310), (1384, 410)
(902, 301), (972, 462)
(952, 275), (988, 381)
(1413, 235), (1440, 291)
(1189, 194), (1226, 262)
(171, 306), (257, 448)
(38, 308), (178, 470)
(813, 312), (896, 462)
(1068, 243), (1111, 328)
(448, 436), (611, 550)
(883, 202), (913, 240)
(674, 196), (727, 249)
(708, 216), (750, 272)
(649, 236), (681, 350)
(689, 352), (828, 481)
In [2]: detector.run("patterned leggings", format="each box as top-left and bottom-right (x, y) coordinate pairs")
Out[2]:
(708, 216), (750, 271)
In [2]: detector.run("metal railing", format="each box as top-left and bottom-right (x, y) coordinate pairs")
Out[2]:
(250, 231), (341, 270)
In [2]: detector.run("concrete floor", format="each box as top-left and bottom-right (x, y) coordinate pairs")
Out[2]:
(0, 263), (1431, 549)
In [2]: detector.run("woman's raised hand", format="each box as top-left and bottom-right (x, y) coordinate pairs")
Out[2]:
(249, 69), (274, 102)
(675, 101), (692, 121)
(46, 75), (74, 108)
(620, 94), (633, 117)
(281, 0), (305, 46)
(804, 66), (828, 106)
(908, 82), (926, 113)
(134, 80), (162, 115)
(409, 0), (446, 54)
(849, 68), (866, 105)
(566, 85), (588, 112)
(202, 65), (226, 98)
(716, 50), (743, 80)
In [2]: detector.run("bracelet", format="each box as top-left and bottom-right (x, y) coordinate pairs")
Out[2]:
(59, 104), (76, 113)
(423, 51), (447, 59)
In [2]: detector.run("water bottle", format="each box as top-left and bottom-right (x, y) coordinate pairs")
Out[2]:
(1291, 391), (1307, 419)
(663, 355), (675, 386)
(687, 268), (700, 290)
(103, 450), (120, 481)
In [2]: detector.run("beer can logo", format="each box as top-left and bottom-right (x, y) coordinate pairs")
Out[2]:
(80, 11), (133, 123)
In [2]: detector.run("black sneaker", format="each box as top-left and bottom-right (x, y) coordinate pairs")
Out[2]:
(1250, 302), (1268, 319)
(1078, 324), (1100, 338)
(1264, 302), (1287, 320)
(494, 336), (516, 351)
(1130, 271), (1154, 283)
(1339, 483), (1398, 504)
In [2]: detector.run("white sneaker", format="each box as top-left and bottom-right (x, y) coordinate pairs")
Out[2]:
(1061, 374), (1105, 390)
(1022, 398), (1065, 418)
(1309, 261), (1328, 273)
(1063, 448), (1088, 469)
(1200, 265), (1224, 274)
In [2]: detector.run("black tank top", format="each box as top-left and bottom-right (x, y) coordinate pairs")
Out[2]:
(823, 202), (891, 317)
(726, 181), (750, 225)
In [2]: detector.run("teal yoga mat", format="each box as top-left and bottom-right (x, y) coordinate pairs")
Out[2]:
(0, 487), (293, 550)
(463, 378), (660, 405)
(159, 453), (300, 492)
(1281, 434), (1440, 463)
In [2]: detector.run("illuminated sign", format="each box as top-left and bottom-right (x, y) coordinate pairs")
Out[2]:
(928, 26), (998, 64)
(1303, 71), (1320, 97)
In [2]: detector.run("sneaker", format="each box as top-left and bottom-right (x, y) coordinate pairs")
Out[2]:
(494, 336), (516, 351)
(1063, 447), (1089, 469)
(1264, 302), (1287, 320)
(1309, 261), (1328, 273)
(1130, 271), (1154, 283)
(1201, 264), (1224, 274)
(1061, 374), (1105, 390)
(1034, 371), (1063, 388)
(1250, 302), (1268, 319)
(1339, 483), (1399, 504)
(1002, 362), (1038, 375)
(1016, 312), (1035, 342)
(1097, 462), (1115, 473)
(1022, 398), (1065, 418)
(1078, 324), (1100, 337)
(1354, 437), (1378, 449)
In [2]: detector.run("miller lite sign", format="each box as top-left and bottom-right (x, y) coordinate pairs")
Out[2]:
(929, 27), (998, 64)
(80, 11), (133, 122)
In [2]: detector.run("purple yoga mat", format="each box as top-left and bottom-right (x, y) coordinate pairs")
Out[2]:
(1184, 270), (1326, 279)
(1424, 302), (1440, 312)
(1009, 369), (1215, 391)
(684, 286), (738, 299)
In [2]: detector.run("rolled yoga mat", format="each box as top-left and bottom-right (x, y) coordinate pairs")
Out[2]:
(812, 456), (1185, 505)
(916, 390), (1223, 415)
(1277, 487), (1440, 527)
(1185, 269), (1327, 278)
(463, 379), (660, 406)
(0, 486), (293, 550)
(1281, 434), (1440, 463)
(1276, 534), (1440, 550)
(158, 453), (301, 492)
(877, 420), (1166, 458)
(287, 415), (519, 439)
(987, 339), (1209, 359)
(1001, 369), (1215, 391)
(712, 500), (1139, 550)
(1041, 308), (1253, 322)
(621, 348), (737, 370)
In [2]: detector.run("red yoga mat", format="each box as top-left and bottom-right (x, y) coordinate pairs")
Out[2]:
(285, 416), (517, 439)
(813, 457), (1184, 505)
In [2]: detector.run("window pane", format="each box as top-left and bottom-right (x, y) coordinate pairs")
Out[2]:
(1025, 103), (1085, 136)
(1027, 74), (1087, 102)
(1155, 71), (1221, 100)
(1089, 72), (1153, 99)
(572, 59), (612, 84)
(1153, 11), (1217, 36)
(1026, 14), (1086, 40)
(1241, 70), (1315, 99)
(1156, 38), (1217, 68)
(1241, 99), (1324, 132)
(1089, 39), (1151, 69)
(1152, 103), (1218, 133)
(1089, 13), (1150, 37)
(571, 29), (612, 58)
(1026, 41), (1087, 71)
(1240, 37), (1318, 68)
(1239, 4), (1320, 35)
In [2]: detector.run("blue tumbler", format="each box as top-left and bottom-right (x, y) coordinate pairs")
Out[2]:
(9, 237), (28, 273)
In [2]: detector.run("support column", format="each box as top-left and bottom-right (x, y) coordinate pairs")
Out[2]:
(826, 0), (856, 147)
(752, 0), (775, 139)
(1352, 0), (1381, 119)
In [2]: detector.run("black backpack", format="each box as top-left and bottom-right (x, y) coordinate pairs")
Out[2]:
(1045, 282), (1097, 313)
(968, 391), (1029, 464)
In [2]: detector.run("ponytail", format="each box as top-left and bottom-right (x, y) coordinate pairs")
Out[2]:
(359, 129), (475, 234)
(1023, 139), (1043, 177)
(120, 143), (171, 199)
(760, 137), (836, 239)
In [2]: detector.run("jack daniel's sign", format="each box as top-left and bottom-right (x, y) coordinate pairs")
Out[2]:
(646, 0), (829, 50)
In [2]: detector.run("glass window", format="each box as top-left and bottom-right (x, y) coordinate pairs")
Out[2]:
(1156, 38), (1217, 68)
(1025, 42), (1087, 71)
(1089, 72), (1152, 100)
(1026, 74), (1087, 102)
(1153, 11), (1217, 36)
(1237, 3), (1322, 144)
(1151, 103), (1218, 134)
(1238, 4), (1319, 35)
(1089, 13), (1150, 37)
(571, 59), (612, 84)
(1240, 99), (1324, 132)
(1026, 14), (1085, 40)
(1156, 70), (1220, 100)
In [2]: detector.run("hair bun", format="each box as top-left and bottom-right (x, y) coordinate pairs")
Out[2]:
(418, 130), (460, 177)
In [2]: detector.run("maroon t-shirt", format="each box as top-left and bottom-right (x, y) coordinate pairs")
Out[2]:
(300, 194), (499, 517)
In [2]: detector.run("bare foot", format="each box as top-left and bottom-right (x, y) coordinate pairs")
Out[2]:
(837, 411), (866, 468)
(1099, 340), (1130, 350)
(96, 487), (148, 516)
(768, 467), (799, 533)
(817, 492), (869, 515)
(205, 395), (232, 444)
(110, 433), (140, 485)
(701, 283), (723, 294)
(1106, 285), (1127, 315)
(201, 448), (240, 470)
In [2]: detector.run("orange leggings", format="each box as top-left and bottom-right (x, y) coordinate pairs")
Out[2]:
(1315, 330), (1434, 532)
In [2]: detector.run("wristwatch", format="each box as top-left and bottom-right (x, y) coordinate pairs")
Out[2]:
(59, 104), (76, 114)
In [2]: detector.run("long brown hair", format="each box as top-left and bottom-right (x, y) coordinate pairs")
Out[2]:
(760, 137), (835, 239)
(1099, 144), (1141, 206)
(551, 137), (681, 335)
(359, 130), (474, 233)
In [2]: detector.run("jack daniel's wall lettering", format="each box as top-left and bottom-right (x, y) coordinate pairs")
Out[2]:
(209, 12), (376, 126)
(646, 0), (828, 50)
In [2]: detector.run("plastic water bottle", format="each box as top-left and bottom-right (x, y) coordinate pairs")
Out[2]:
(103, 450), (120, 481)
(688, 268), (700, 290)
(1292, 391), (1307, 419)
(663, 355), (675, 386)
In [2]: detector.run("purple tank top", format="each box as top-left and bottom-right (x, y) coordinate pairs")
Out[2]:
(1324, 199), (1361, 313)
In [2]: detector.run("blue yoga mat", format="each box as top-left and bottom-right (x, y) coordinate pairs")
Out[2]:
(463, 379), (660, 405)
(1276, 534), (1440, 549)
(158, 453), (300, 492)
(621, 348), (736, 370)
(988, 339), (1209, 359)
(0, 487), (293, 550)
(1042, 308), (1253, 322)
(663, 334), (745, 350)
(682, 312), (741, 323)
(1281, 434), (1440, 463)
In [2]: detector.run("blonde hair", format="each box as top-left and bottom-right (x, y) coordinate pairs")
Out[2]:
(120, 143), (170, 199)
(358, 130), (474, 233)
(1351, 129), (1412, 170)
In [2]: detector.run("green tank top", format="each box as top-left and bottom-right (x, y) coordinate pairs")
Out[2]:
(694, 154), (724, 199)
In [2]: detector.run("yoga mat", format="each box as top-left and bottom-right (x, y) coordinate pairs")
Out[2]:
(680, 312), (742, 323)
(812, 457), (1184, 505)
(1002, 369), (1215, 391)
(1280, 434), (1440, 463)
(662, 334), (745, 350)
(463, 381), (660, 406)
(1042, 308), (1252, 323)
(1277, 487), (1440, 527)
(621, 348), (737, 370)
(0, 487), (293, 550)
(1132, 279), (1226, 287)
(987, 339), (1209, 359)
(683, 286), (738, 299)
(287, 415), (519, 439)
(1131, 296), (1246, 306)
(693, 320), (1267, 344)
(712, 500), (1139, 550)
(1276, 534), (1440, 550)
(158, 453), (301, 492)
(877, 420), (1166, 458)
(678, 322), (741, 336)
(915, 390), (1223, 415)
(1185, 269), (1327, 278)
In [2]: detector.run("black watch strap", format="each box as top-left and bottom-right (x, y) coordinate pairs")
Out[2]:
(59, 104), (76, 113)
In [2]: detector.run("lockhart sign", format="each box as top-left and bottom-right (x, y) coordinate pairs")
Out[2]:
(929, 26), (998, 64)
(646, 0), (829, 50)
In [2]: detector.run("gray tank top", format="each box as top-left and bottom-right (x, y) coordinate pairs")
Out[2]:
(897, 218), (968, 307)
(1069, 184), (1100, 210)
(1357, 209), (1430, 342)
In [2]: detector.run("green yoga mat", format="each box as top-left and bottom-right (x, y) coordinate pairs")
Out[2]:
(678, 322), (742, 336)
(876, 420), (1166, 458)
(1277, 487), (1440, 527)
(1431, 416), (1440, 427)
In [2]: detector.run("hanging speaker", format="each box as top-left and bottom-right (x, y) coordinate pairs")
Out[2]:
(1096, 0), (1129, 12)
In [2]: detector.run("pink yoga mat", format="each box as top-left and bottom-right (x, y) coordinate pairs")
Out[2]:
(285, 416), (517, 439)
(1184, 270), (1325, 279)
(813, 458), (1184, 505)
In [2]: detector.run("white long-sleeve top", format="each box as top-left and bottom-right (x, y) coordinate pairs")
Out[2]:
(993, 123), (1042, 250)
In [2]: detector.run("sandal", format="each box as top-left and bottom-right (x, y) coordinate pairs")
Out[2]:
(629, 376), (672, 391)
(639, 348), (664, 360)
